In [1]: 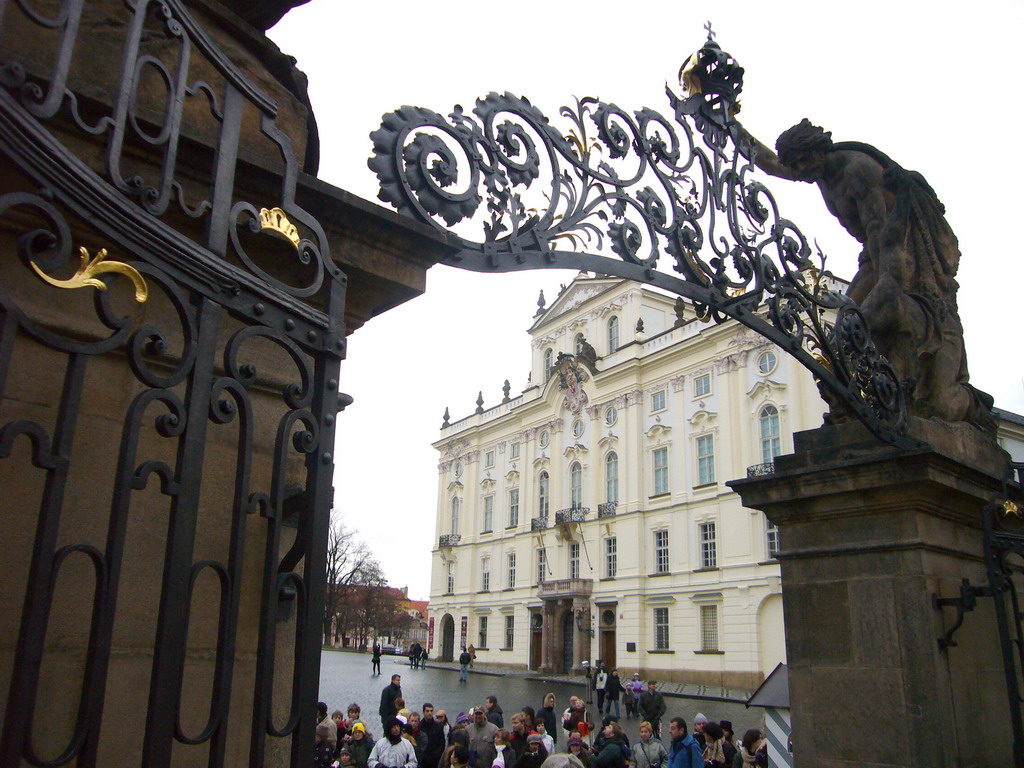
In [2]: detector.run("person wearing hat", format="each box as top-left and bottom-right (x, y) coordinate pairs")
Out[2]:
(625, 675), (643, 720)
(567, 734), (592, 768)
(339, 747), (357, 768)
(691, 714), (708, 752)
(318, 702), (338, 752)
(348, 722), (373, 768)
(316, 722), (337, 768)
(718, 721), (736, 767)
(517, 733), (548, 768)
(467, 706), (499, 768)
(368, 717), (418, 768)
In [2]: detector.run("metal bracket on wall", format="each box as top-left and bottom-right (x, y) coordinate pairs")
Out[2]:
(932, 578), (995, 649)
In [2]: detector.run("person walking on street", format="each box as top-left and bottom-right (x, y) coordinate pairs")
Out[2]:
(420, 645), (429, 668)
(630, 722), (667, 768)
(666, 718), (702, 768)
(379, 674), (403, 731)
(604, 669), (623, 719)
(459, 647), (471, 683)
(372, 643), (382, 675)
(595, 665), (608, 716)
(637, 682), (666, 739)
(625, 675), (643, 720)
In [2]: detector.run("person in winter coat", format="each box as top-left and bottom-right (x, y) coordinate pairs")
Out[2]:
(700, 722), (726, 768)
(592, 721), (628, 768)
(625, 675), (643, 720)
(561, 698), (594, 747)
(733, 730), (765, 768)
(567, 735), (591, 768)
(665, 718), (702, 768)
(537, 693), (558, 747)
(637, 683), (666, 738)
(459, 649), (472, 683)
(492, 729), (516, 768)
(507, 713), (528, 760)
(380, 674), (403, 730)
(595, 665), (609, 715)
(604, 670), (624, 719)
(372, 643), (382, 675)
(466, 707), (499, 768)
(485, 697), (504, 728)
(515, 734), (548, 768)
(630, 722), (667, 768)
(316, 723), (336, 768)
(368, 718), (418, 768)
(421, 704), (447, 768)
(348, 723), (373, 768)
(592, 716), (630, 758)
(441, 728), (470, 768)
(719, 722), (736, 768)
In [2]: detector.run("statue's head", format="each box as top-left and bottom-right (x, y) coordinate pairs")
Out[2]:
(776, 119), (833, 180)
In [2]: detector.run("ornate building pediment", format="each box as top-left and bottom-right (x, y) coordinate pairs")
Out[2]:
(645, 424), (673, 443)
(598, 433), (618, 449)
(480, 478), (496, 492)
(532, 455), (550, 471)
(443, 438), (468, 460)
(688, 409), (718, 429)
(563, 444), (588, 462)
(505, 470), (520, 486)
(446, 480), (464, 492)
(747, 379), (786, 401)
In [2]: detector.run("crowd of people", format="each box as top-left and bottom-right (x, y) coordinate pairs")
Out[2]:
(314, 671), (770, 768)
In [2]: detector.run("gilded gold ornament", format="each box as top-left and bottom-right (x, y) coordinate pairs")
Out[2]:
(259, 207), (301, 249)
(30, 246), (148, 303)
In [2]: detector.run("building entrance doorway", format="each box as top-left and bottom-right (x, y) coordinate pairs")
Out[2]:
(530, 613), (543, 670)
(600, 630), (616, 671)
(440, 614), (455, 662)
(561, 612), (574, 674)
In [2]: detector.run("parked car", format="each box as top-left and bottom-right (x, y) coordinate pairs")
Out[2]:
(381, 644), (396, 655)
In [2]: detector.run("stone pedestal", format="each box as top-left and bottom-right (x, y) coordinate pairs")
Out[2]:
(730, 418), (1011, 768)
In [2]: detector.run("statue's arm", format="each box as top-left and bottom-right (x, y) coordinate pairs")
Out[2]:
(731, 121), (803, 181)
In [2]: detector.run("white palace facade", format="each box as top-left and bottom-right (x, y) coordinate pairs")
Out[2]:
(426, 272), (835, 691)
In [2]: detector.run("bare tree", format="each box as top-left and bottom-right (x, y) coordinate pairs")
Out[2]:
(323, 512), (379, 645)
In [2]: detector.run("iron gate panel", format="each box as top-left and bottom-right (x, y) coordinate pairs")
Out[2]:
(0, 2), (345, 766)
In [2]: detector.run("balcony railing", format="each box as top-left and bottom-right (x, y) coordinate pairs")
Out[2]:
(438, 533), (462, 547)
(531, 516), (549, 531)
(555, 506), (589, 525)
(597, 502), (617, 518)
(538, 578), (594, 599)
(746, 462), (776, 478)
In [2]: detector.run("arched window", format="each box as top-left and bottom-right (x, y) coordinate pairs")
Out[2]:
(538, 471), (550, 516)
(605, 452), (619, 504)
(607, 316), (619, 353)
(544, 348), (553, 382)
(450, 497), (460, 535)
(570, 462), (583, 508)
(574, 333), (585, 356)
(760, 405), (781, 463)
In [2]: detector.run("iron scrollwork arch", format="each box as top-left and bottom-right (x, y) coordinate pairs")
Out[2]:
(369, 35), (910, 446)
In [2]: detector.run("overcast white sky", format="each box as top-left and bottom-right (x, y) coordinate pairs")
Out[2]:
(269, 1), (1024, 599)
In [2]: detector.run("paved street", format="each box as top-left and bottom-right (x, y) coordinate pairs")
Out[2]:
(320, 650), (765, 748)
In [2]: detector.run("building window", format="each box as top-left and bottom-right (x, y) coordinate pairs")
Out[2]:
(481, 557), (490, 591)
(446, 563), (455, 594)
(478, 616), (488, 648)
(696, 434), (715, 486)
(539, 430), (550, 448)
(653, 447), (669, 496)
(507, 552), (517, 588)
(654, 606), (669, 650)
(700, 605), (719, 651)
(508, 488), (520, 528)
(757, 350), (777, 375)
(605, 452), (619, 504)
(537, 548), (547, 583)
(607, 316), (619, 353)
(654, 529), (670, 574)
(760, 405), (781, 464)
(482, 495), (493, 532)
(767, 521), (780, 558)
(570, 462), (583, 508)
(700, 521), (717, 568)
(450, 498), (460, 535)
(511, 442), (520, 459)
(544, 348), (553, 381)
(538, 471), (549, 517)
(485, 450), (495, 467)
(569, 542), (580, 579)
(504, 615), (515, 650)
(650, 389), (666, 412)
(693, 372), (711, 397)
(572, 418), (585, 438)
(605, 405), (617, 426)
(605, 537), (617, 578)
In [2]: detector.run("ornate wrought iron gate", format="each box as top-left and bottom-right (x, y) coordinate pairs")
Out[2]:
(0, 1), (345, 766)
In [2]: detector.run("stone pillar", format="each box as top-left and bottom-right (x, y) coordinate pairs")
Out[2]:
(730, 419), (1011, 768)
(540, 602), (556, 673)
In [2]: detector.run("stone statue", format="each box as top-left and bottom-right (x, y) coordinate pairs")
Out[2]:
(734, 119), (994, 433)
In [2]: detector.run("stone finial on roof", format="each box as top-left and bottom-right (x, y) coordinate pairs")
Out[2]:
(475, 391), (484, 414)
(535, 289), (546, 317)
(442, 407), (450, 428)
(502, 379), (511, 403)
